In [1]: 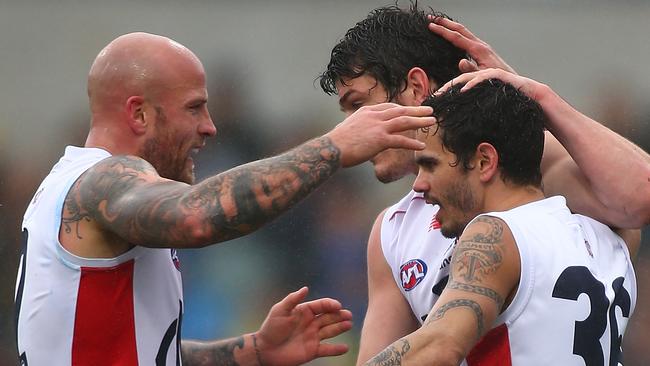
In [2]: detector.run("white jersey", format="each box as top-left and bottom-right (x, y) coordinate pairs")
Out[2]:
(463, 196), (636, 366)
(381, 190), (456, 324)
(15, 146), (184, 366)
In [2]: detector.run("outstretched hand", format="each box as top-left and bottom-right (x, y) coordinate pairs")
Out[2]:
(254, 287), (353, 366)
(428, 15), (516, 75)
(326, 103), (435, 167)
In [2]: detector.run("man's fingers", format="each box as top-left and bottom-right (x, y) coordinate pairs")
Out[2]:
(385, 115), (436, 134)
(317, 343), (349, 357)
(376, 105), (433, 121)
(316, 310), (353, 328)
(298, 297), (343, 315)
(384, 135), (426, 151)
(318, 317), (353, 339)
(273, 286), (309, 314)
(459, 58), (479, 73)
(428, 22), (474, 51)
(430, 15), (480, 41)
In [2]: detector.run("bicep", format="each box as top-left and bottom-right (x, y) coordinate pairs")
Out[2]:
(419, 216), (520, 357)
(357, 211), (419, 365)
(71, 156), (191, 246)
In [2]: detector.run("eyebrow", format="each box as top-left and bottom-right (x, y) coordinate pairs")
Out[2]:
(415, 155), (439, 166)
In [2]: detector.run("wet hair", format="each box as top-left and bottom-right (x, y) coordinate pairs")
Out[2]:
(319, 2), (467, 100)
(423, 79), (546, 187)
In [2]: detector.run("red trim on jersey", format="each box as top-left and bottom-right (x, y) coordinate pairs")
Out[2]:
(72, 260), (138, 365)
(466, 324), (512, 366)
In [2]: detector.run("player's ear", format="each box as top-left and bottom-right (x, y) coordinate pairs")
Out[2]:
(404, 67), (434, 106)
(125, 95), (148, 135)
(476, 142), (499, 182)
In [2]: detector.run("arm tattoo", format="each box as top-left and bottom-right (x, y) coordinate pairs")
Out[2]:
(64, 136), (341, 246)
(453, 216), (505, 283)
(364, 339), (411, 366)
(181, 337), (245, 366)
(425, 299), (485, 339)
(447, 281), (504, 309)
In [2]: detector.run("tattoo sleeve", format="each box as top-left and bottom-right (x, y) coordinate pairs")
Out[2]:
(64, 136), (340, 247)
(364, 339), (411, 366)
(181, 338), (245, 366)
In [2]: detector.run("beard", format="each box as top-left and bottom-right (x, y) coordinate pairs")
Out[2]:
(438, 178), (477, 239)
(140, 108), (195, 184)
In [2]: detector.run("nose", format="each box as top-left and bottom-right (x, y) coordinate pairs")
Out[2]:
(200, 113), (217, 137)
(412, 170), (428, 194)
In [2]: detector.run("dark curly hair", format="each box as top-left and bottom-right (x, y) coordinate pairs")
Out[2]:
(423, 79), (546, 187)
(319, 2), (468, 100)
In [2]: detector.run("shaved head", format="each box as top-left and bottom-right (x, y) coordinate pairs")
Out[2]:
(87, 32), (204, 114)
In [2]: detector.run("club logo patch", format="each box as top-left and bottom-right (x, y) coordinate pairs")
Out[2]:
(400, 259), (427, 291)
(171, 249), (181, 271)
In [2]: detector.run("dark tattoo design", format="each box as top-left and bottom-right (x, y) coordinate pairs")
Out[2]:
(453, 216), (504, 282)
(61, 194), (92, 239)
(425, 299), (485, 339)
(62, 136), (340, 247)
(365, 339), (411, 366)
(181, 337), (244, 366)
(447, 281), (504, 309)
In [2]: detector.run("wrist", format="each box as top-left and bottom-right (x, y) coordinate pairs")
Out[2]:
(251, 332), (265, 366)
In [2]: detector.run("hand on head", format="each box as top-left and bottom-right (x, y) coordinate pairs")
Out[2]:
(427, 15), (517, 75)
(326, 103), (436, 167)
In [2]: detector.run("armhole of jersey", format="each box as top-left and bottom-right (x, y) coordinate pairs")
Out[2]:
(485, 214), (534, 327)
(53, 170), (145, 270)
(379, 209), (404, 295)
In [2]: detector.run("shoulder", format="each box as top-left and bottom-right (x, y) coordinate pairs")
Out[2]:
(76, 155), (161, 188)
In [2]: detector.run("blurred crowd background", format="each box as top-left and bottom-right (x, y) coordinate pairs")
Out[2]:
(1, 1), (649, 365)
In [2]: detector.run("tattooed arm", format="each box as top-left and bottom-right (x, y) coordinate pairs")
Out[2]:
(363, 216), (520, 366)
(63, 103), (435, 250)
(181, 336), (257, 366)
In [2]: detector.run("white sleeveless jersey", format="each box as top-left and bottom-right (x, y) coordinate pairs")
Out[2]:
(15, 146), (184, 366)
(381, 190), (456, 324)
(462, 196), (636, 366)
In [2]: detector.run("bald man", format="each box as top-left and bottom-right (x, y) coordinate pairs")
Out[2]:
(14, 32), (435, 365)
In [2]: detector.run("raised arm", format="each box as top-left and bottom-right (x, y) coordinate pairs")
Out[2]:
(363, 216), (520, 365)
(181, 287), (353, 366)
(356, 210), (420, 365)
(437, 69), (650, 228)
(64, 103), (435, 249)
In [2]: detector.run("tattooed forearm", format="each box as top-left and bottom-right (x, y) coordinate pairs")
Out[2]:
(364, 339), (411, 366)
(195, 135), (340, 242)
(181, 338), (244, 366)
(425, 299), (484, 339)
(447, 281), (504, 309)
(453, 216), (505, 282)
(66, 136), (341, 247)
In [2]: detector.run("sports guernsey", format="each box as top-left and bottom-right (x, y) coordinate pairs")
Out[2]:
(15, 146), (184, 366)
(463, 196), (636, 365)
(381, 190), (455, 324)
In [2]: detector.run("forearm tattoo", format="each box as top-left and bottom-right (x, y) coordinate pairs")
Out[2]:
(181, 337), (244, 366)
(365, 339), (411, 366)
(447, 281), (504, 309)
(425, 298), (485, 339)
(62, 136), (340, 246)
